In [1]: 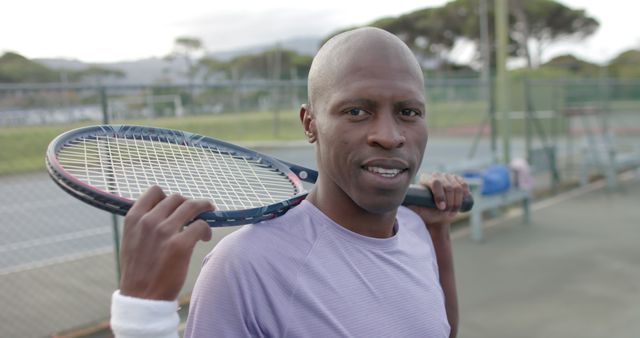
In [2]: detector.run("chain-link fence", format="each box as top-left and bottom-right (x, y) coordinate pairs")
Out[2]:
(1, 78), (639, 337)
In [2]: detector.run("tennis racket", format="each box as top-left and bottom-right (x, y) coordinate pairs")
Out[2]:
(46, 125), (473, 227)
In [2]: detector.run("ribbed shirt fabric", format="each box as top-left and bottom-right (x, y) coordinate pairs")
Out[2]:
(185, 200), (449, 337)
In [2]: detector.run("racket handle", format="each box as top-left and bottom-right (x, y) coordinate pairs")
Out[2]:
(404, 185), (474, 213)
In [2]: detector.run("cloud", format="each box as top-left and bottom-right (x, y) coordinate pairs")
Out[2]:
(174, 8), (340, 52)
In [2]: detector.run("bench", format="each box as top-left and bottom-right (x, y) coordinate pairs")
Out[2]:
(579, 135), (640, 189)
(436, 157), (533, 242)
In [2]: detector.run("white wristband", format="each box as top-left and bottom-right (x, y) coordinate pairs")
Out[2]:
(110, 290), (180, 338)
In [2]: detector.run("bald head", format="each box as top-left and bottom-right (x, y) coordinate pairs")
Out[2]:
(307, 27), (424, 111)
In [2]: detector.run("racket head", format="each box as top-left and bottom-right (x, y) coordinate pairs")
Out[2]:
(46, 124), (308, 227)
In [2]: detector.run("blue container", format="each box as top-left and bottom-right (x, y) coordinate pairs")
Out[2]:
(464, 164), (511, 195)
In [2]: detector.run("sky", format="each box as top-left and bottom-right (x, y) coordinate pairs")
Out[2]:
(1, 0), (638, 64)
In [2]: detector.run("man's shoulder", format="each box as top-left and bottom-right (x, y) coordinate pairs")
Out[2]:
(396, 205), (433, 244)
(207, 201), (325, 268)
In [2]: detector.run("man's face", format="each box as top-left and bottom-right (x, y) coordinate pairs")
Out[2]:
(310, 53), (428, 214)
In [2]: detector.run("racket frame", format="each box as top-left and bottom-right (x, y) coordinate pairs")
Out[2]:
(46, 125), (309, 227)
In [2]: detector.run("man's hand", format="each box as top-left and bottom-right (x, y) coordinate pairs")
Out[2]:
(409, 172), (470, 227)
(119, 186), (215, 301)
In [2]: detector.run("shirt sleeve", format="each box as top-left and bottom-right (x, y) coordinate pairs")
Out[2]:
(184, 238), (266, 337)
(110, 290), (180, 338)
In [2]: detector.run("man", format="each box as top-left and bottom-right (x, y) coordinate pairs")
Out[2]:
(111, 27), (469, 338)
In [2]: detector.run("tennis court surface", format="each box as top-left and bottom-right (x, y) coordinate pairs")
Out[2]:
(27, 174), (640, 338)
(454, 174), (640, 338)
(171, 175), (640, 338)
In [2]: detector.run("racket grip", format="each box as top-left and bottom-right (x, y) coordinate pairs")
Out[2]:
(403, 185), (474, 213)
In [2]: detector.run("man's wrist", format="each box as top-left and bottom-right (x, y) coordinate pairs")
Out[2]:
(111, 290), (179, 338)
(426, 222), (451, 235)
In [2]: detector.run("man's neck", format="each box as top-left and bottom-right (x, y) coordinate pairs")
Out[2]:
(306, 183), (398, 239)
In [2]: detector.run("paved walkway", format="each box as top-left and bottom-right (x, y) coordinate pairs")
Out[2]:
(454, 175), (640, 338)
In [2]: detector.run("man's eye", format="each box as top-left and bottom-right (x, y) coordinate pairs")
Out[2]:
(400, 109), (421, 117)
(347, 108), (367, 116)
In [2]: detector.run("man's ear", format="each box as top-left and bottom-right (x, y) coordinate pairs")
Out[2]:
(300, 104), (317, 143)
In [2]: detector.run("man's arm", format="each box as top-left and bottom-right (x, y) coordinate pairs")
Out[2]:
(111, 186), (214, 337)
(409, 172), (468, 338)
(425, 221), (458, 338)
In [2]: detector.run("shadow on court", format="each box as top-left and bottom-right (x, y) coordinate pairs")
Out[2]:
(454, 175), (640, 338)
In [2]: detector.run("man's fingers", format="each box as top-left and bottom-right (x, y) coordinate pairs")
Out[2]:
(454, 175), (469, 211)
(163, 199), (215, 233)
(126, 186), (166, 223)
(454, 175), (470, 195)
(443, 175), (456, 211)
(182, 220), (213, 245)
(168, 220), (212, 261)
(452, 183), (463, 212)
(150, 193), (187, 218)
(420, 173), (471, 211)
(427, 174), (447, 210)
(133, 194), (187, 233)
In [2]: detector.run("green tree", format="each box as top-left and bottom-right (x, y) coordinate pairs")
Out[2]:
(322, 7), (465, 67)
(0, 52), (58, 83)
(166, 36), (205, 110)
(198, 57), (228, 83)
(323, 0), (599, 70)
(508, 0), (599, 67)
(199, 49), (313, 81)
(166, 36), (204, 85)
(70, 65), (125, 84)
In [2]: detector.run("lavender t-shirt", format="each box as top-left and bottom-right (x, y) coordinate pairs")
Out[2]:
(185, 200), (449, 338)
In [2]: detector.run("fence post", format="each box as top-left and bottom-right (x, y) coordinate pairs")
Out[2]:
(100, 86), (122, 286)
(495, 0), (511, 164)
(524, 78), (533, 163)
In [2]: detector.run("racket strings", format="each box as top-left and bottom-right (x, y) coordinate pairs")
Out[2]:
(57, 134), (300, 210)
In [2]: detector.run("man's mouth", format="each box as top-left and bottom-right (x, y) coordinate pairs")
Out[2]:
(364, 166), (407, 178)
(361, 158), (411, 180)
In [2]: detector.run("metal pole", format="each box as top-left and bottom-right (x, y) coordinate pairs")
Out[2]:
(524, 78), (532, 163)
(100, 87), (121, 285)
(272, 44), (282, 138)
(479, 0), (497, 157)
(495, 0), (511, 164)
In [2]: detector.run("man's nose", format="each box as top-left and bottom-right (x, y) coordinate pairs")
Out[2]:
(366, 113), (405, 149)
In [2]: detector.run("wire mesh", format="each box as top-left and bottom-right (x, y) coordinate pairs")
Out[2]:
(1, 79), (639, 337)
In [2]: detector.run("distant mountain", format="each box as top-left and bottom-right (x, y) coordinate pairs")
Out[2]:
(32, 58), (86, 71)
(35, 57), (187, 84)
(34, 36), (321, 85)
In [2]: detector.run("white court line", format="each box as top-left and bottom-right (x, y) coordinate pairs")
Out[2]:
(0, 228), (111, 253)
(0, 198), (76, 213)
(0, 246), (113, 276)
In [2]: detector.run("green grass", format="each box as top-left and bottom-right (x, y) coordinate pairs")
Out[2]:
(1, 104), (490, 175)
(0, 110), (306, 176)
(2, 98), (632, 176)
(427, 101), (487, 128)
(1, 123), (90, 175)
(2, 105), (493, 176)
(122, 110), (305, 141)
